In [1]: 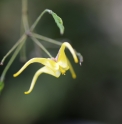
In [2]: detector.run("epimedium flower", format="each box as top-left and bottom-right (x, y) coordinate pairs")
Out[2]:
(13, 42), (78, 94)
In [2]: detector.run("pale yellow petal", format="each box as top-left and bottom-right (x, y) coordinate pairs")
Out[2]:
(57, 50), (68, 68)
(57, 42), (78, 63)
(13, 58), (59, 77)
(66, 57), (76, 79)
(24, 66), (61, 94)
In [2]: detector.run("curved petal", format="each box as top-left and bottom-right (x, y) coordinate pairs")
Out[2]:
(13, 58), (59, 77)
(57, 50), (68, 69)
(24, 66), (61, 94)
(66, 57), (76, 79)
(57, 42), (78, 64)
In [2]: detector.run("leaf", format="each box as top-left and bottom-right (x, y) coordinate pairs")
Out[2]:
(47, 9), (65, 35)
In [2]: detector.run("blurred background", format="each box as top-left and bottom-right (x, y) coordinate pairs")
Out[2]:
(0, 0), (122, 123)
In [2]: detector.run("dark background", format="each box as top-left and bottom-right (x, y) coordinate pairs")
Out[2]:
(0, 0), (122, 123)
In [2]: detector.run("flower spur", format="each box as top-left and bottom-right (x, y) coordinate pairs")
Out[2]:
(13, 42), (78, 94)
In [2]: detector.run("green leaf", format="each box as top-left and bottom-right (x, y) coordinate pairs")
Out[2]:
(47, 10), (64, 35)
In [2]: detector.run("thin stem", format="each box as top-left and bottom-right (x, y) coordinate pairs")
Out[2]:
(30, 9), (50, 31)
(0, 38), (26, 82)
(20, 13), (27, 62)
(31, 37), (53, 58)
(20, 42), (27, 62)
(0, 81), (4, 93)
(20, 17), (25, 35)
(32, 33), (62, 46)
(0, 34), (26, 65)
(22, 0), (29, 31)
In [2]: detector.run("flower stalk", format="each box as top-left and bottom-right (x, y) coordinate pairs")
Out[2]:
(0, 38), (26, 82)
(32, 33), (62, 46)
(31, 37), (53, 58)
(22, 0), (29, 31)
(0, 34), (26, 65)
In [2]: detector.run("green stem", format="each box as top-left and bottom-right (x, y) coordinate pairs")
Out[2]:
(20, 17), (25, 35)
(31, 37), (53, 58)
(20, 19), (27, 62)
(20, 0), (29, 62)
(22, 0), (29, 31)
(30, 9), (51, 31)
(32, 33), (62, 46)
(20, 42), (27, 62)
(0, 38), (26, 82)
(0, 34), (26, 65)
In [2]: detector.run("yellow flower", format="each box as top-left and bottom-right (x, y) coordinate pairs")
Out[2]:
(13, 42), (78, 94)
